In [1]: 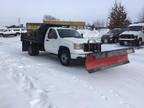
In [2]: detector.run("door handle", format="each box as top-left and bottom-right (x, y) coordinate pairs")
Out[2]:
(46, 39), (49, 41)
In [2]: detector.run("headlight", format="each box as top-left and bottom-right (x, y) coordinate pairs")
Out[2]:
(109, 35), (113, 38)
(73, 43), (83, 50)
(135, 36), (138, 39)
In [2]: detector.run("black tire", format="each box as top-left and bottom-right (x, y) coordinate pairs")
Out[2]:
(136, 39), (142, 46)
(28, 44), (39, 56)
(104, 39), (108, 43)
(0, 34), (3, 37)
(101, 39), (104, 43)
(59, 49), (70, 66)
(120, 42), (124, 45)
(16, 33), (20, 36)
(114, 38), (118, 43)
(3, 34), (7, 38)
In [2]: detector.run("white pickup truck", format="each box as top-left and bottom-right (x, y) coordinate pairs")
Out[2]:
(21, 23), (134, 72)
(21, 26), (101, 66)
(2, 28), (27, 37)
(119, 23), (144, 46)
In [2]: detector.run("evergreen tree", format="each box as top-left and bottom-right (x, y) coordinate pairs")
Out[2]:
(138, 9), (144, 22)
(109, 2), (131, 29)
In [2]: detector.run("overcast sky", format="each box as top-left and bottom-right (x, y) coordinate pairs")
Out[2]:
(0, 0), (143, 26)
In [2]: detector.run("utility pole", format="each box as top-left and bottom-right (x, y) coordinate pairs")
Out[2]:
(18, 17), (21, 26)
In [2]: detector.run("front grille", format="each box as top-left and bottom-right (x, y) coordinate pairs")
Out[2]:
(84, 43), (101, 52)
(120, 35), (135, 39)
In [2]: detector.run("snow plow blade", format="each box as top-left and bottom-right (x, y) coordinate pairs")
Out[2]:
(85, 48), (134, 73)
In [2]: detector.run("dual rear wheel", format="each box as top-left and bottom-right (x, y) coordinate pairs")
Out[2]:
(28, 43), (39, 56)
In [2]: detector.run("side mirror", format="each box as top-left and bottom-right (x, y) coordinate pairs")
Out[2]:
(53, 36), (57, 39)
(54, 35), (57, 39)
(81, 33), (83, 37)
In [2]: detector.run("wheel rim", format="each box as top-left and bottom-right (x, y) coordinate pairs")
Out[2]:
(124, 41), (128, 45)
(114, 39), (117, 43)
(61, 53), (68, 64)
(139, 40), (142, 45)
(104, 39), (108, 43)
(28, 46), (32, 54)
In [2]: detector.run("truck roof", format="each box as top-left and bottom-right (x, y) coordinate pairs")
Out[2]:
(49, 27), (74, 30)
(129, 23), (144, 27)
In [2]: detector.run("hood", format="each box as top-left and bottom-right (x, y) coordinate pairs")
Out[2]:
(120, 31), (141, 36)
(63, 38), (96, 44)
(77, 29), (99, 38)
(102, 34), (112, 38)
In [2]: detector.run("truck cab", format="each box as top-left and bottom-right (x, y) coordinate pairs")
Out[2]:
(0, 27), (7, 36)
(119, 23), (144, 46)
(44, 27), (101, 63)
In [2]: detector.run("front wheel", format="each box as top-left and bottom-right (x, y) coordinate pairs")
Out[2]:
(0, 34), (3, 37)
(114, 38), (118, 43)
(59, 50), (71, 66)
(120, 42), (124, 45)
(136, 39), (142, 46)
(104, 39), (108, 43)
(28, 44), (39, 56)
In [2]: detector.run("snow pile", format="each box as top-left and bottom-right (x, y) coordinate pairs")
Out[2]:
(77, 28), (109, 41)
(0, 48), (57, 108)
(77, 29), (99, 38)
(96, 28), (110, 41)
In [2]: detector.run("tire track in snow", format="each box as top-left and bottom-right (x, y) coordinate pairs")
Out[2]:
(0, 52), (58, 108)
(1, 54), (136, 108)
(71, 76), (136, 108)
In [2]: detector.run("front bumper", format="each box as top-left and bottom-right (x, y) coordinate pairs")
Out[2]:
(71, 52), (91, 59)
(102, 37), (116, 43)
(119, 38), (137, 45)
(71, 43), (101, 59)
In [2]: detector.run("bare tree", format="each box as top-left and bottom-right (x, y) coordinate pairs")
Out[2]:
(108, 1), (131, 29)
(93, 20), (105, 28)
(138, 9), (144, 22)
(43, 15), (59, 22)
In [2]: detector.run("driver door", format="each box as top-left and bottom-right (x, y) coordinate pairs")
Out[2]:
(44, 29), (59, 54)
(142, 27), (144, 41)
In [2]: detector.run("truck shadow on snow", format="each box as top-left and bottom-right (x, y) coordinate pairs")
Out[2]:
(21, 52), (130, 76)
(23, 52), (85, 67)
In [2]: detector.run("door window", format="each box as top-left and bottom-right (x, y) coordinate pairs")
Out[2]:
(48, 29), (57, 39)
(142, 27), (144, 31)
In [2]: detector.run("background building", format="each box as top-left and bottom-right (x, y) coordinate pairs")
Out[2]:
(43, 20), (85, 29)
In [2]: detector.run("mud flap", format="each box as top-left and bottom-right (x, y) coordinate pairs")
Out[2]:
(85, 48), (134, 73)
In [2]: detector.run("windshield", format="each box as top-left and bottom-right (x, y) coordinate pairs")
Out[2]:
(128, 26), (142, 31)
(58, 29), (83, 38)
(107, 29), (122, 34)
(106, 30), (116, 35)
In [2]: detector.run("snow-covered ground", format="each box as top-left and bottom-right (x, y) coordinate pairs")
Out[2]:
(77, 28), (109, 41)
(0, 36), (144, 108)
